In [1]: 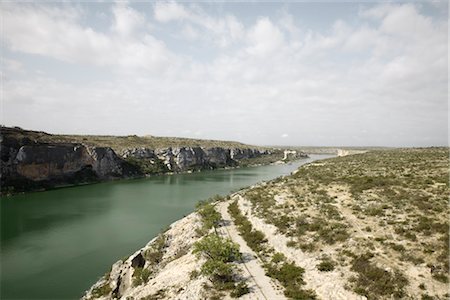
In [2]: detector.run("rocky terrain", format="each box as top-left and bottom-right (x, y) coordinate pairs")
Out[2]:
(83, 148), (449, 300)
(0, 127), (306, 195)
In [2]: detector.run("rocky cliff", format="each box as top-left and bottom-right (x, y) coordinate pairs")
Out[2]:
(1, 127), (305, 194)
(123, 146), (272, 172)
(0, 128), (143, 194)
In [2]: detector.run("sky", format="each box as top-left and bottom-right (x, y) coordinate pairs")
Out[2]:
(1, 1), (448, 147)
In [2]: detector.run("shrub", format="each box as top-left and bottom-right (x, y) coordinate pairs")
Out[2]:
(132, 267), (152, 286)
(144, 234), (166, 265)
(316, 222), (349, 244)
(432, 273), (449, 283)
(200, 259), (235, 282)
(264, 254), (316, 299)
(193, 234), (241, 263)
(317, 259), (335, 272)
(228, 201), (267, 252)
(193, 234), (241, 284)
(230, 282), (250, 298)
(351, 253), (408, 299)
(91, 282), (112, 298)
(197, 202), (222, 232)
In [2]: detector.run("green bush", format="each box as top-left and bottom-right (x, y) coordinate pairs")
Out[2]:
(198, 203), (222, 230)
(132, 267), (152, 286)
(230, 281), (250, 298)
(144, 234), (166, 265)
(351, 253), (408, 299)
(193, 234), (241, 284)
(200, 259), (235, 282)
(317, 259), (335, 272)
(228, 201), (267, 252)
(193, 234), (241, 263)
(91, 282), (112, 298)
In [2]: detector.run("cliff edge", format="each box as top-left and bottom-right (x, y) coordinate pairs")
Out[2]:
(0, 127), (307, 195)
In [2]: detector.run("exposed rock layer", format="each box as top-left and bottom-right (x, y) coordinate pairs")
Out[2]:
(1, 127), (306, 194)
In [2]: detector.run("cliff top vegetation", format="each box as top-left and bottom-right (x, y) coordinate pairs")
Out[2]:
(0, 126), (265, 153)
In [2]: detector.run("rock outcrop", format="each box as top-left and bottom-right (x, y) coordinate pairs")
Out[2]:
(123, 146), (273, 172)
(0, 129), (143, 194)
(2, 127), (306, 195)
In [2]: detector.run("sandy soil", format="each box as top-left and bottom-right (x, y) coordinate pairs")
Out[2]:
(216, 201), (287, 300)
(235, 195), (365, 300)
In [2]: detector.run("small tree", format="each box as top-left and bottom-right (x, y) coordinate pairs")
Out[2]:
(198, 203), (222, 231)
(193, 234), (241, 283)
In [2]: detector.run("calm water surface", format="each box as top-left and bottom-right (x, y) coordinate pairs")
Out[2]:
(1, 154), (333, 299)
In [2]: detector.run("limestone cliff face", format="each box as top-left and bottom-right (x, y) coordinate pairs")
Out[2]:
(14, 144), (94, 181)
(0, 127), (290, 194)
(89, 147), (136, 178)
(124, 147), (271, 172)
(0, 129), (142, 194)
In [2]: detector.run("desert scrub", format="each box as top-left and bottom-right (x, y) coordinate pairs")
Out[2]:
(264, 253), (316, 299)
(229, 200), (315, 299)
(90, 281), (112, 298)
(228, 200), (267, 253)
(229, 148), (449, 298)
(244, 187), (277, 220)
(317, 257), (336, 272)
(350, 253), (408, 299)
(193, 234), (249, 297)
(196, 200), (222, 235)
(144, 234), (167, 265)
(132, 267), (152, 286)
(315, 221), (349, 245)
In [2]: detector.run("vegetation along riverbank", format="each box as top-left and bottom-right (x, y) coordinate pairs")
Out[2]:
(83, 147), (449, 300)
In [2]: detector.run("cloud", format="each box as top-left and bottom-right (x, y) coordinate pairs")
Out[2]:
(2, 3), (176, 73)
(246, 18), (284, 57)
(154, 1), (188, 22)
(153, 2), (244, 47)
(180, 24), (199, 41)
(2, 2), (447, 146)
(112, 2), (145, 36)
(3, 59), (24, 74)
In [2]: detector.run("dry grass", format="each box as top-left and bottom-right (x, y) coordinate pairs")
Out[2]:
(240, 148), (449, 299)
(1, 126), (263, 154)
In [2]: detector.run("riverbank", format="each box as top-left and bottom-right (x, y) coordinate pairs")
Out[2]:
(1, 157), (322, 300)
(83, 148), (449, 300)
(1, 126), (307, 195)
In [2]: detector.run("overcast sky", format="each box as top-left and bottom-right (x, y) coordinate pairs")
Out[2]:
(1, 1), (448, 147)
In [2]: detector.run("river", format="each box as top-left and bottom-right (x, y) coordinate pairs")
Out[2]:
(0, 154), (333, 299)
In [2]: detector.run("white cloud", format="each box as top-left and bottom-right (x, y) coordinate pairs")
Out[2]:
(246, 18), (284, 57)
(112, 2), (145, 36)
(2, 3), (447, 146)
(154, 2), (244, 48)
(3, 4), (108, 64)
(2, 3), (176, 73)
(154, 1), (188, 22)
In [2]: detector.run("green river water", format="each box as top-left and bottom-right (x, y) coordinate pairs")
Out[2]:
(0, 154), (332, 299)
